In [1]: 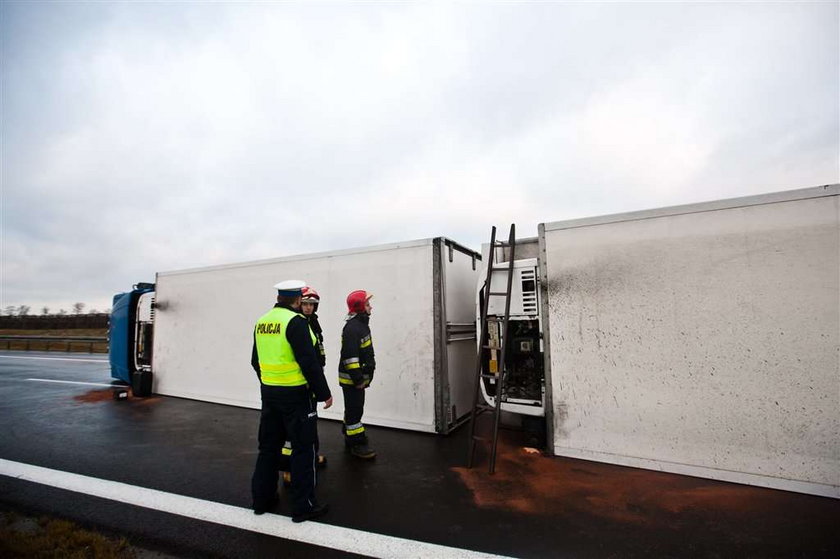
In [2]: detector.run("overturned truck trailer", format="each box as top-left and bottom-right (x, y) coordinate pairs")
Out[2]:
(110, 184), (838, 498)
(150, 238), (481, 434)
(536, 184), (839, 498)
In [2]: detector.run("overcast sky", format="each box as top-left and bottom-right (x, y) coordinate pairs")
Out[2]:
(1, 1), (838, 313)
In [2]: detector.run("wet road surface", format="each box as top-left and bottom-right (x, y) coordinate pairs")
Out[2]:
(1, 351), (838, 558)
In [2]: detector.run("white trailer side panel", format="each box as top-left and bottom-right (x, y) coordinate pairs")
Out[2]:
(542, 185), (839, 497)
(152, 240), (438, 433)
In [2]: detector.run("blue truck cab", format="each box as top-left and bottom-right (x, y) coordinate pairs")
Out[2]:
(109, 283), (155, 395)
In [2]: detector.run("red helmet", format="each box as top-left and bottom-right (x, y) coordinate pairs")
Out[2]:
(346, 290), (372, 313)
(301, 286), (320, 303)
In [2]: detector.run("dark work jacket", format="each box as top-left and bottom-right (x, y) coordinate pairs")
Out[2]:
(339, 312), (375, 387)
(306, 313), (326, 368)
(251, 303), (331, 403)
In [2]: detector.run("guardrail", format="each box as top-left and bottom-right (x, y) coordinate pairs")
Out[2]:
(0, 335), (108, 353)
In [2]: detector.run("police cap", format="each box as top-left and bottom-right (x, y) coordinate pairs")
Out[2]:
(273, 279), (306, 297)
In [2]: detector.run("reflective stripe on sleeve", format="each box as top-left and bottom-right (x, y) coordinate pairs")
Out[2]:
(341, 357), (360, 369)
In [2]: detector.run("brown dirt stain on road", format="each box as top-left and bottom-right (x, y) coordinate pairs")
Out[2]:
(73, 389), (160, 406)
(452, 430), (840, 530)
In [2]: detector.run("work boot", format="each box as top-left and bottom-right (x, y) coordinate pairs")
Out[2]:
(349, 443), (376, 460)
(253, 493), (279, 515)
(292, 503), (329, 523)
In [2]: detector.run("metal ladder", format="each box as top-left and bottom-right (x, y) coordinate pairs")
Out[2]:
(466, 224), (516, 474)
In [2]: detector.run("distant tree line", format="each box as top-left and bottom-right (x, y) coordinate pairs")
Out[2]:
(2, 303), (108, 317)
(0, 303), (110, 329)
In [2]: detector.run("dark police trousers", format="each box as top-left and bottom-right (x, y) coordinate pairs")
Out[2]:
(251, 387), (319, 515)
(278, 394), (320, 473)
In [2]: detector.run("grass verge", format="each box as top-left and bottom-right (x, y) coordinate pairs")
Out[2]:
(0, 510), (134, 558)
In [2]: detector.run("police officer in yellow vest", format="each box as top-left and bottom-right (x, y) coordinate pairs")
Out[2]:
(250, 280), (332, 523)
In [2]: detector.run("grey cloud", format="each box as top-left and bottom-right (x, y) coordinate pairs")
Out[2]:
(1, 1), (837, 312)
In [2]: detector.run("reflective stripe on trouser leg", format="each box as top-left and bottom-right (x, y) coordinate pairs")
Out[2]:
(345, 422), (365, 436)
(341, 384), (367, 446)
(278, 440), (292, 473)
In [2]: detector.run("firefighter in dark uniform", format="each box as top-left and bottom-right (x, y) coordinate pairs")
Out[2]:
(250, 280), (332, 523)
(339, 289), (376, 459)
(279, 286), (327, 485)
(300, 286), (326, 367)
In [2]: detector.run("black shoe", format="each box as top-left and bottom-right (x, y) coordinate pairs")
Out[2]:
(292, 503), (329, 523)
(349, 444), (376, 460)
(253, 493), (279, 515)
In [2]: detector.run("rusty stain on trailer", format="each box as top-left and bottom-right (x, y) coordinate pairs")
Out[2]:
(541, 211), (840, 492)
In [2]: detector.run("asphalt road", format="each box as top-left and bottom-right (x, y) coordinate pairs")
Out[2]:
(1, 351), (838, 558)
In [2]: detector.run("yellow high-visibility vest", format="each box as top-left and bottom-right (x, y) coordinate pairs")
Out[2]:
(254, 307), (315, 387)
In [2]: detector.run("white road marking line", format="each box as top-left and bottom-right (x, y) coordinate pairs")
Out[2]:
(26, 378), (117, 388)
(0, 355), (107, 364)
(0, 459), (508, 559)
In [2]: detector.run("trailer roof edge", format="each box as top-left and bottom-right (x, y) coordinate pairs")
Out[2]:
(541, 184), (840, 232)
(157, 236), (480, 277)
